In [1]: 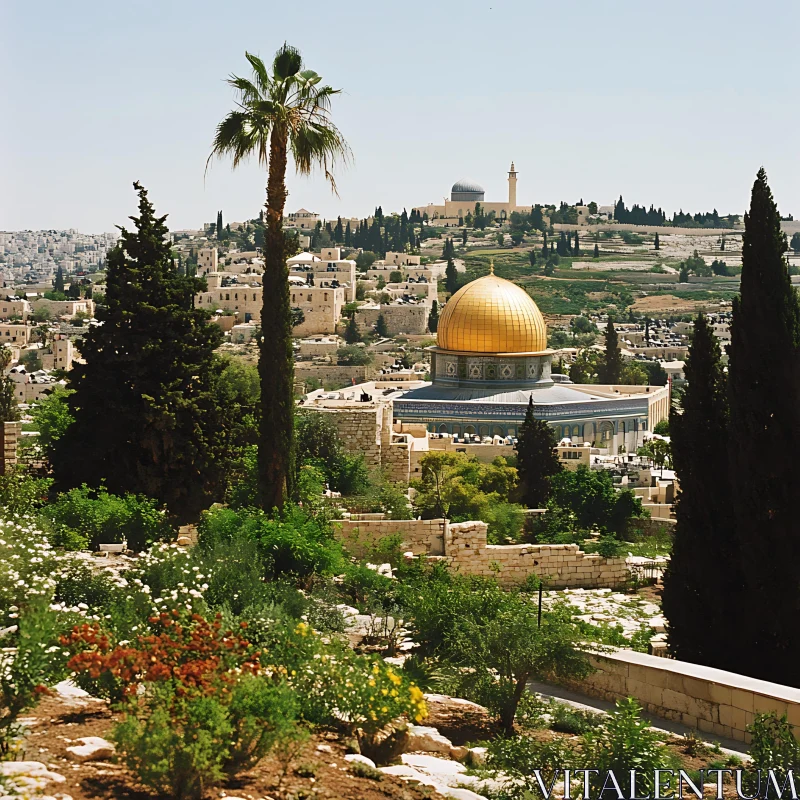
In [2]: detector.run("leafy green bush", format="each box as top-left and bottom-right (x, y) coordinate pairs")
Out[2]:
(54, 560), (115, 609)
(487, 734), (577, 793)
(747, 712), (800, 778)
(1, 598), (68, 756)
(484, 501), (525, 543)
(549, 702), (605, 734)
(198, 505), (345, 582)
(45, 486), (173, 551)
(0, 468), (52, 516)
(582, 697), (676, 797)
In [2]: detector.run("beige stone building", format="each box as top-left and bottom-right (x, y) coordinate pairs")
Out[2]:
(40, 336), (74, 371)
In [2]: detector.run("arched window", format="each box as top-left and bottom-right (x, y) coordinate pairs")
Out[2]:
(573, 425), (580, 438)
(438, 423), (448, 433)
(464, 425), (476, 435)
(492, 425), (504, 437)
(479, 425), (489, 438)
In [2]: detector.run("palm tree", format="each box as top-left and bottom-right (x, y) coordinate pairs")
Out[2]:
(208, 45), (350, 512)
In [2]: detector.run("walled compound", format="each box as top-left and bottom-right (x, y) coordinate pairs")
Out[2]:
(333, 516), (629, 589)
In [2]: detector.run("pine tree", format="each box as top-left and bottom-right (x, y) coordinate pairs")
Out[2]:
(654, 232), (660, 251)
(515, 398), (562, 508)
(344, 314), (361, 344)
(54, 266), (65, 294)
(428, 300), (439, 333)
(598, 317), (622, 384)
(445, 257), (458, 295)
(374, 313), (388, 337)
(593, 243), (599, 259)
(662, 314), (741, 668)
(52, 183), (229, 524)
(727, 168), (800, 685)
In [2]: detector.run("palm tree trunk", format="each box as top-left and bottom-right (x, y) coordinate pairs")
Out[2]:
(258, 124), (295, 511)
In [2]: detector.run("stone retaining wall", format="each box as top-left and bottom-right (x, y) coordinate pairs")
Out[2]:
(444, 521), (628, 588)
(561, 648), (800, 743)
(333, 518), (446, 558)
(333, 518), (628, 589)
(1, 421), (21, 474)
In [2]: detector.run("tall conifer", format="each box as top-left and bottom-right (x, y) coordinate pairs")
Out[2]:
(52, 183), (228, 523)
(54, 266), (65, 293)
(727, 168), (800, 684)
(598, 317), (622, 384)
(445, 257), (458, 295)
(662, 314), (740, 668)
(515, 398), (562, 508)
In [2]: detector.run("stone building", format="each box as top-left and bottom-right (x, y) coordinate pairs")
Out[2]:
(393, 270), (670, 453)
(413, 162), (532, 222)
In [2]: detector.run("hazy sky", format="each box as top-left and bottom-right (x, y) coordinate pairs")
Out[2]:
(4, 0), (799, 233)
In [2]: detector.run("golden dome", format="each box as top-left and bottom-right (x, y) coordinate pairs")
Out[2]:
(437, 272), (547, 353)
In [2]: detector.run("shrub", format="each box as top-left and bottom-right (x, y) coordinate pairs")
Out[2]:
(1, 598), (68, 756)
(549, 702), (605, 734)
(0, 469), (52, 517)
(197, 506), (345, 583)
(747, 712), (800, 780)
(45, 486), (173, 551)
(487, 734), (577, 789)
(582, 697), (676, 797)
(54, 560), (115, 610)
(66, 611), (299, 798)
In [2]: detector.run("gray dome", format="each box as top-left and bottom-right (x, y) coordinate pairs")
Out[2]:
(450, 179), (485, 202)
(451, 179), (484, 194)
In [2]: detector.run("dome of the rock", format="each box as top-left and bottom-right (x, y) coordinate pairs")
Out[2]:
(437, 272), (547, 354)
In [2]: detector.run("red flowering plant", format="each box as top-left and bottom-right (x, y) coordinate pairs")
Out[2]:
(63, 610), (298, 799)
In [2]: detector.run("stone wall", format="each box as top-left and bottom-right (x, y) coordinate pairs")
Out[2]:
(354, 304), (430, 336)
(333, 518), (446, 558)
(333, 518), (628, 589)
(560, 648), (800, 744)
(1, 421), (20, 474)
(444, 522), (629, 589)
(316, 405), (384, 468)
(295, 364), (375, 388)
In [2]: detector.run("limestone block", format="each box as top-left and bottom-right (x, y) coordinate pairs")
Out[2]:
(681, 676), (712, 703)
(681, 713), (698, 729)
(66, 736), (116, 762)
(753, 694), (788, 716)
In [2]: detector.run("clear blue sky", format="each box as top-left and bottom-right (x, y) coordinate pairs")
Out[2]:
(4, 0), (799, 233)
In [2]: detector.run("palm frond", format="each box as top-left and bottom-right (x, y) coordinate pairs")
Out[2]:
(244, 52), (272, 94)
(273, 43), (302, 80)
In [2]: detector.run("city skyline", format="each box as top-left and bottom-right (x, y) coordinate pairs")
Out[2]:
(3, 0), (799, 233)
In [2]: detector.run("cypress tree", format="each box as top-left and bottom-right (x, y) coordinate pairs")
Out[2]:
(344, 222), (352, 248)
(727, 168), (800, 685)
(593, 243), (599, 259)
(515, 397), (562, 508)
(662, 314), (741, 668)
(217, 210), (223, 240)
(541, 232), (548, 261)
(375, 313), (388, 337)
(428, 300), (439, 333)
(334, 216), (344, 243)
(54, 266), (65, 294)
(344, 314), (361, 344)
(574, 231), (580, 255)
(445, 257), (458, 295)
(654, 232), (660, 251)
(598, 317), (622, 384)
(52, 183), (228, 524)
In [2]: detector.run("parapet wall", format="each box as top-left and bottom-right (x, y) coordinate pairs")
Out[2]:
(333, 517), (628, 589)
(561, 648), (800, 744)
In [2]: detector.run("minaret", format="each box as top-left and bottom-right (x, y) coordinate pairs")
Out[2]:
(507, 161), (517, 209)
